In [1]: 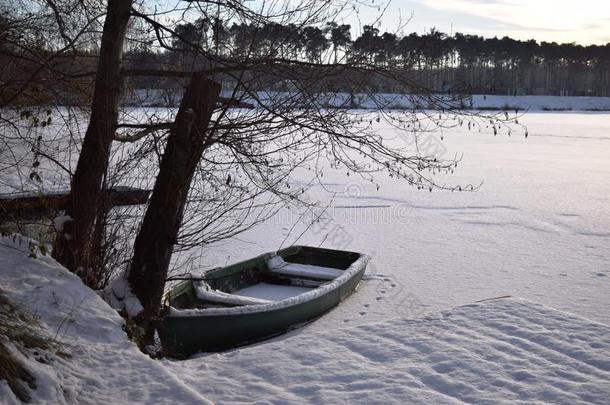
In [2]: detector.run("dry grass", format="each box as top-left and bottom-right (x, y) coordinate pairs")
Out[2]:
(0, 289), (66, 402)
(0, 342), (36, 402)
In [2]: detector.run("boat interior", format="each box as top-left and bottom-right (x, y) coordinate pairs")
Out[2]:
(167, 246), (361, 310)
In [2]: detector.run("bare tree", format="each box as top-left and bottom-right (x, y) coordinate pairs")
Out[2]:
(1, 0), (521, 350)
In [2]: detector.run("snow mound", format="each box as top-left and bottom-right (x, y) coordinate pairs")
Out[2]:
(171, 298), (610, 404)
(0, 235), (211, 404)
(103, 270), (144, 318)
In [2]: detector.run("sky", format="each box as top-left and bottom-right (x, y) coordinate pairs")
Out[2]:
(353, 0), (610, 45)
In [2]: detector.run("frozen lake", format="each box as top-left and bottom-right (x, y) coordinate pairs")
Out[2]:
(2, 110), (609, 404)
(180, 111), (610, 326)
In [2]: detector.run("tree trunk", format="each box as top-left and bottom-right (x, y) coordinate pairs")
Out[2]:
(52, 0), (133, 288)
(128, 74), (221, 345)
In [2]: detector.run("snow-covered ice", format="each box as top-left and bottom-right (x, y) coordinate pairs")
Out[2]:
(185, 112), (610, 327)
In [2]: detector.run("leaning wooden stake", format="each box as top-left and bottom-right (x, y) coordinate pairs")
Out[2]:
(128, 74), (220, 346)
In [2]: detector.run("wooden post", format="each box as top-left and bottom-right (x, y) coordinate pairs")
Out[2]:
(128, 74), (221, 344)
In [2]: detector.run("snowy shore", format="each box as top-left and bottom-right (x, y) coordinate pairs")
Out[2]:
(1, 235), (609, 403)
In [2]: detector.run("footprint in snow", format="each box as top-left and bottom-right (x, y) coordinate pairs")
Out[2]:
(511, 370), (536, 382)
(589, 342), (605, 349)
(432, 362), (455, 374)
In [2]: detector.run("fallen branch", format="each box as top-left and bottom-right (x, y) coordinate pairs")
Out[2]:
(0, 187), (151, 221)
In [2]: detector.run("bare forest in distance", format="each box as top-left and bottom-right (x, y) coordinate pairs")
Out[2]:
(3, 17), (610, 109)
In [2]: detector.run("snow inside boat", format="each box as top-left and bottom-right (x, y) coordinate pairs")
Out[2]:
(159, 246), (369, 357)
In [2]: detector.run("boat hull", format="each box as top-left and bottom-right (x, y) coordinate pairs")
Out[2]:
(159, 246), (367, 357)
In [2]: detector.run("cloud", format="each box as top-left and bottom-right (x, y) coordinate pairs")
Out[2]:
(372, 0), (610, 44)
(421, 0), (610, 31)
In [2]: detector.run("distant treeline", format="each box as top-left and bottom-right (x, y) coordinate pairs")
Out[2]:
(3, 17), (610, 106)
(124, 20), (610, 97)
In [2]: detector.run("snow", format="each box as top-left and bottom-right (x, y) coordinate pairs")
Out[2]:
(52, 213), (72, 233)
(3, 235), (609, 403)
(234, 283), (313, 301)
(0, 236), (211, 404)
(191, 112), (610, 327)
(165, 110), (610, 402)
(103, 270), (144, 318)
(168, 298), (610, 404)
(266, 255), (344, 280)
(191, 254), (350, 305)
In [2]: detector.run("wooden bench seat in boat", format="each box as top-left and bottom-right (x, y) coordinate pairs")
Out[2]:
(194, 282), (272, 306)
(266, 255), (344, 281)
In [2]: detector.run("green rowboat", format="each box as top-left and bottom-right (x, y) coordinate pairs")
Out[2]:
(159, 246), (369, 357)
